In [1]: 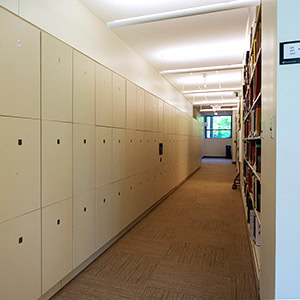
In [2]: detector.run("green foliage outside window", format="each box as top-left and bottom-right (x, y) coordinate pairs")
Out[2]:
(205, 115), (232, 139)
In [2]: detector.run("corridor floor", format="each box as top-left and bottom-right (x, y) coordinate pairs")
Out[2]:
(52, 159), (258, 300)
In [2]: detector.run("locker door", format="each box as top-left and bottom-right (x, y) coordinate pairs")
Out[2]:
(96, 127), (112, 188)
(0, 8), (40, 118)
(112, 128), (126, 182)
(42, 198), (72, 294)
(136, 87), (145, 130)
(73, 124), (95, 196)
(158, 99), (164, 133)
(125, 129), (137, 178)
(152, 96), (159, 132)
(73, 190), (95, 268)
(125, 176), (138, 225)
(144, 132), (152, 172)
(126, 81), (137, 129)
(152, 168), (160, 204)
(0, 117), (40, 224)
(96, 64), (112, 126)
(136, 173), (147, 214)
(42, 121), (72, 207)
(152, 133), (159, 169)
(0, 210), (41, 300)
(136, 131), (145, 174)
(112, 180), (127, 236)
(42, 32), (72, 122)
(112, 73), (126, 128)
(144, 92), (153, 131)
(73, 50), (95, 125)
(95, 184), (113, 250)
(145, 171), (154, 209)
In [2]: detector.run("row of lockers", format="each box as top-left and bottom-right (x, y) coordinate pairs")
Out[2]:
(0, 116), (201, 225)
(0, 160), (200, 300)
(0, 8), (201, 136)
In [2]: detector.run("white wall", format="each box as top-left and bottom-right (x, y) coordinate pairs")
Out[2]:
(0, 0), (192, 115)
(275, 0), (300, 298)
(204, 138), (232, 157)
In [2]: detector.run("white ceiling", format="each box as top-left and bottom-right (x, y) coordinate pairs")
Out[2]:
(80, 0), (255, 108)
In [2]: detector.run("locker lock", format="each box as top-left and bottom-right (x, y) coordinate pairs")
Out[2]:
(18, 237), (23, 244)
(57, 219), (60, 225)
(57, 139), (60, 145)
(103, 198), (106, 203)
(130, 140), (133, 143)
(118, 192), (121, 196)
(118, 140), (121, 143)
(130, 186), (132, 190)
(84, 207), (87, 212)
(84, 139), (87, 144)
(103, 139), (106, 143)
(18, 139), (22, 146)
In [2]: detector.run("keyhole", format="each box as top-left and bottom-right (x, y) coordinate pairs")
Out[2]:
(130, 140), (132, 143)
(130, 186), (132, 190)
(118, 140), (121, 143)
(57, 57), (61, 63)
(103, 139), (106, 143)
(118, 192), (121, 196)
(18, 237), (23, 244)
(18, 139), (22, 146)
(84, 139), (87, 144)
(84, 207), (87, 212)
(17, 39), (22, 47)
(57, 139), (60, 145)
(57, 219), (60, 225)
(103, 198), (106, 203)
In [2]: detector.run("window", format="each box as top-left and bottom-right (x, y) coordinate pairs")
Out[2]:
(205, 115), (232, 139)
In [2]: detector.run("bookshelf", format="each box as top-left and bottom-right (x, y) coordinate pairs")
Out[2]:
(241, 4), (262, 289)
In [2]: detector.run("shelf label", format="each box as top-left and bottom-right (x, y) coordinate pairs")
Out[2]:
(280, 41), (300, 65)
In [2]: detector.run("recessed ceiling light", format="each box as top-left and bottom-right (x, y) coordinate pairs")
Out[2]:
(183, 88), (241, 95)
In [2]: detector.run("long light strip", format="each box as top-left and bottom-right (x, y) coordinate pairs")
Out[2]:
(200, 108), (238, 112)
(183, 88), (241, 95)
(160, 64), (244, 75)
(107, 0), (260, 28)
(193, 100), (239, 105)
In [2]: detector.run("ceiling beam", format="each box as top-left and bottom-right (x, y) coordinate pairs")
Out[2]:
(107, 0), (260, 28)
(183, 88), (241, 94)
(159, 64), (244, 75)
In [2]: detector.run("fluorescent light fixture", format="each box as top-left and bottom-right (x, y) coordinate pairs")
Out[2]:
(200, 108), (238, 112)
(193, 100), (240, 105)
(183, 88), (241, 95)
(160, 64), (244, 75)
(107, 0), (260, 28)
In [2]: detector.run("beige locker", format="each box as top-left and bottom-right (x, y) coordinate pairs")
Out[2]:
(42, 33), (72, 122)
(0, 8), (40, 119)
(136, 86), (145, 130)
(126, 81), (137, 129)
(42, 121), (72, 207)
(95, 184), (113, 250)
(112, 73), (126, 128)
(136, 173), (148, 215)
(125, 176), (139, 225)
(73, 190), (95, 268)
(152, 96), (159, 132)
(112, 128), (126, 182)
(136, 130), (145, 174)
(152, 133), (159, 169)
(96, 127), (112, 188)
(73, 124), (95, 196)
(112, 180), (127, 236)
(152, 168), (160, 204)
(125, 129), (137, 177)
(0, 210), (41, 300)
(96, 64), (112, 126)
(73, 50), (95, 125)
(158, 99), (164, 133)
(144, 172), (154, 209)
(144, 132), (152, 172)
(0, 117), (40, 224)
(42, 198), (72, 294)
(145, 92), (153, 131)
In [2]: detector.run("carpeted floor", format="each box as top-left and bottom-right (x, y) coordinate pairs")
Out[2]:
(52, 158), (258, 300)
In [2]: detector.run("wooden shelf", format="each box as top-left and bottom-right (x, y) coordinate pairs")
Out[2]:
(245, 159), (261, 182)
(244, 136), (261, 141)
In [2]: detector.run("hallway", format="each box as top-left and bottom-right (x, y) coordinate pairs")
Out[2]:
(52, 159), (258, 300)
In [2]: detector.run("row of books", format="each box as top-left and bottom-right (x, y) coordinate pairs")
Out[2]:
(244, 142), (261, 173)
(250, 209), (261, 246)
(245, 170), (261, 212)
(244, 106), (261, 138)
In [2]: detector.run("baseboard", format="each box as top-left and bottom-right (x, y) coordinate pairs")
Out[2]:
(203, 156), (227, 159)
(40, 166), (201, 300)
